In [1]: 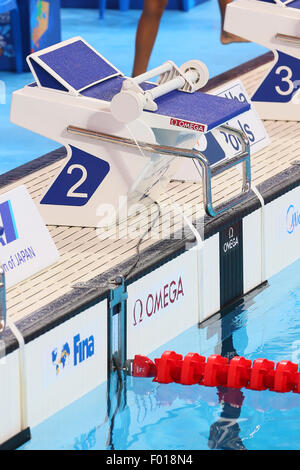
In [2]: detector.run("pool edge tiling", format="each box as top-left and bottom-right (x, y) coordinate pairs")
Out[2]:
(0, 53), (299, 449)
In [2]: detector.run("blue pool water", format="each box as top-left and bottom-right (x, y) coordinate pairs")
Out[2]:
(0, 3), (267, 175)
(20, 257), (300, 451)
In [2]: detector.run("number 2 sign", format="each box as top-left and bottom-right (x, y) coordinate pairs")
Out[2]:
(41, 146), (110, 207)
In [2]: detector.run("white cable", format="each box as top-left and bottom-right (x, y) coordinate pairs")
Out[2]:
(6, 319), (29, 431)
(169, 197), (205, 325)
(251, 184), (266, 283)
(235, 163), (266, 283)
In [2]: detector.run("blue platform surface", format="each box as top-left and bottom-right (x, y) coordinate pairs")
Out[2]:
(0, 3), (268, 175)
(260, 0), (300, 6)
(82, 76), (250, 130)
(289, 0), (300, 8)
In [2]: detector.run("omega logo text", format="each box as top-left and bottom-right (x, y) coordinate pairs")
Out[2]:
(133, 276), (184, 326)
(286, 204), (300, 235)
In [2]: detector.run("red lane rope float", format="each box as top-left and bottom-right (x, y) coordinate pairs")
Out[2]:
(132, 352), (300, 393)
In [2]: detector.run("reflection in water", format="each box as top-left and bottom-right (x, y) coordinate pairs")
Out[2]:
(209, 387), (246, 450)
(106, 359), (130, 450)
(208, 306), (248, 450)
(74, 427), (97, 450)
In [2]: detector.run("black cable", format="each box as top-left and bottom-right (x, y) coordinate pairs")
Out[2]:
(123, 198), (161, 280)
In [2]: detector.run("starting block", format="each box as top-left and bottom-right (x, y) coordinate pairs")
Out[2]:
(225, 0), (300, 121)
(10, 37), (251, 227)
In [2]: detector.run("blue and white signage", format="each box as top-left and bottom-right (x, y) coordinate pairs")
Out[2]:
(0, 185), (59, 287)
(50, 331), (95, 378)
(40, 146), (111, 207)
(211, 79), (270, 156)
(286, 203), (300, 236)
(252, 51), (300, 105)
(264, 187), (300, 279)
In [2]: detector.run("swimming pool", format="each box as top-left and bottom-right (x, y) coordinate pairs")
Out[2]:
(18, 256), (300, 451)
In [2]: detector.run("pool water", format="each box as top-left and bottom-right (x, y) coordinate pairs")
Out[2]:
(19, 257), (300, 450)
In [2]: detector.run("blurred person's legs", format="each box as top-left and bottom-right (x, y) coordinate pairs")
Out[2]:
(132, 0), (168, 77)
(132, 0), (249, 77)
(218, 0), (248, 44)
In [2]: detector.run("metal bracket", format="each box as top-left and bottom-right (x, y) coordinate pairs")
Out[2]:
(108, 277), (128, 374)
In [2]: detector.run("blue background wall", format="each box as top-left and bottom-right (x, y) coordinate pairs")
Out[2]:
(61, 0), (206, 10)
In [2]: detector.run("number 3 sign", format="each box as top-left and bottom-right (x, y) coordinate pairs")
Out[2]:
(252, 51), (300, 105)
(251, 51), (300, 121)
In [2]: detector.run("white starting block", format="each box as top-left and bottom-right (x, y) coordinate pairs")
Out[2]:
(225, 0), (300, 121)
(10, 37), (251, 227)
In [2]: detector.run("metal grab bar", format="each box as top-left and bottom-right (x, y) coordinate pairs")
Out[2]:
(67, 124), (251, 217)
(275, 33), (300, 45)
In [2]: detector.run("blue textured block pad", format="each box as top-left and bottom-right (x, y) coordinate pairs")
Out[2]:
(38, 39), (121, 91)
(81, 75), (125, 101)
(81, 76), (250, 131)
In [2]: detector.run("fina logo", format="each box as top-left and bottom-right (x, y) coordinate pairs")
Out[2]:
(51, 333), (95, 375)
(286, 204), (300, 235)
(52, 342), (71, 375)
(0, 200), (19, 246)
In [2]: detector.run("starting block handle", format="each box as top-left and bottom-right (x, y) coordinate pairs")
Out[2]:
(131, 62), (173, 85)
(67, 124), (251, 218)
(275, 33), (300, 45)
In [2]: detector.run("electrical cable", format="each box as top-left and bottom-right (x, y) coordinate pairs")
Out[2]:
(121, 124), (163, 281)
(124, 197), (161, 280)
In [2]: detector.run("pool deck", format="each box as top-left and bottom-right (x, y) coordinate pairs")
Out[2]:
(1, 52), (300, 328)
